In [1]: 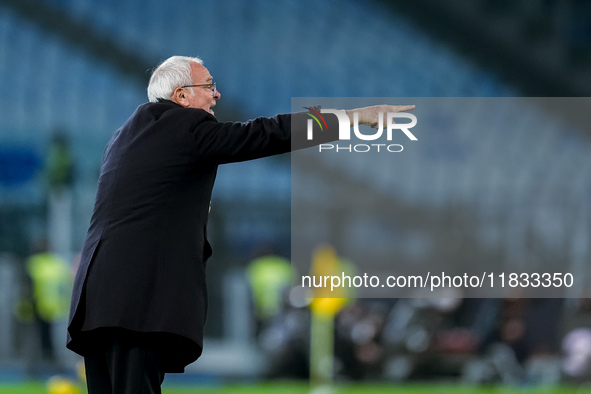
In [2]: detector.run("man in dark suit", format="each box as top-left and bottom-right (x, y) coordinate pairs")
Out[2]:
(66, 55), (414, 393)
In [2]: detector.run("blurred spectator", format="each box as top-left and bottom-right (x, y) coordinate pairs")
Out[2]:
(335, 299), (390, 380)
(498, 298), (563, 363)
(562, 328), (591, 381)
(256, 301), (311, 379)
(246, 245), (291, 333)
(44, 131), (75, 260)
(435, 298), (500, 355)
(486, 298), (563, 385)
(380, 295), (501, 382)
(45, 131), (74, 192)
(246, 246), (309, 378)
(560, 298), (591, 384)
(18, 239), (72, 374)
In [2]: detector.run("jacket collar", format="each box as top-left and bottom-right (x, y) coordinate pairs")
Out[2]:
(156, 99), (183, 107)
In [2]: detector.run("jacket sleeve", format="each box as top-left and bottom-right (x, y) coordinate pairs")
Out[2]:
(187, 110), (340, 165)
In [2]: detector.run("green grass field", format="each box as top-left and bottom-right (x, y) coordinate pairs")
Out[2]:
(2, 382), (591, 394)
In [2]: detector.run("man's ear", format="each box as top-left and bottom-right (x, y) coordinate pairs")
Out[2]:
(171, 87), (189, 107)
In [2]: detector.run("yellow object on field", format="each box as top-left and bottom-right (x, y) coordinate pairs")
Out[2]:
(310, 297), (348, 317)
(46, 375), (81, 394)
(309, 244), (353, 317)
(308, 244), (355, 391)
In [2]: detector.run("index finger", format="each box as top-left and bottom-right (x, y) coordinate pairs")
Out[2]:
(393, 105), (415, 112)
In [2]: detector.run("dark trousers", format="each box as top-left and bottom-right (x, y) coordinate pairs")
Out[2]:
(84, 331), (166, 394)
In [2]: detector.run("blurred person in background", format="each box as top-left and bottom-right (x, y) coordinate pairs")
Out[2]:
(65, 55), (415, 393)
(561, 298), (591, 384)
(45, 131), (75, 260)
(46, 132), (74, 192)
(246, 245), (307, 378)
(494, 298), (564, 384)
(17, 239), (72, 376)
(335, 299), (390, 380)
(379, 295), (501, 383)
(246, 244), (291, 334)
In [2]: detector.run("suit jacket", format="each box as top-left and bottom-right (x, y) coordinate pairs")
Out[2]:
(67, 100), (337, 371)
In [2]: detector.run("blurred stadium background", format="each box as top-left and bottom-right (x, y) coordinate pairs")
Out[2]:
(0, 0), (590, 392)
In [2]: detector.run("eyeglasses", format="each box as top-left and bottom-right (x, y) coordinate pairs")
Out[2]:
(181, 82), (217, 94)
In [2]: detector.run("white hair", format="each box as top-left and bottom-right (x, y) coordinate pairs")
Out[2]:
(147, 56), (203, 102)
